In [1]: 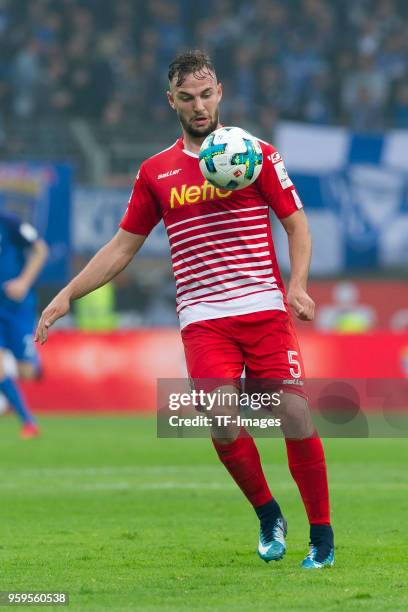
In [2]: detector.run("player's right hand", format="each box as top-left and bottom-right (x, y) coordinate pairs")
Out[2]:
(35, 291), (71, 344)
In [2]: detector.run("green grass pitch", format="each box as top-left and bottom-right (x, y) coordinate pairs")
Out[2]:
(1, 415), (407, 611)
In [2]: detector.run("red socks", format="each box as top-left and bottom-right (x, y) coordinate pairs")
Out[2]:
(285, 433), (330, 525)
(212, 430), (330, 526)
(212, 430), (272, 507)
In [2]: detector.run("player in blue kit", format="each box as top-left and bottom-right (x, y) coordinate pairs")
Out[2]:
(0, 210), (48, 438)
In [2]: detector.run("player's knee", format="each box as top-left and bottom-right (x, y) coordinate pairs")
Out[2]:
(210, 401), (240, 443)
(211, 422), (240, 443)
(275, 393), (314, 439)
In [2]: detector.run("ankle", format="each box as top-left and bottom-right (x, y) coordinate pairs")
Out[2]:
(310, 523), (333, 546)
(255, 498), (282, 523)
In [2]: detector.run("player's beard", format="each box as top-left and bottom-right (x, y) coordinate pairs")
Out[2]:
(178, 108), (219, 139)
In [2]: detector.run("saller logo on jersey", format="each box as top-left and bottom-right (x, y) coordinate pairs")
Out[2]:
(170, 181), (232, 208)
(157, 168), (182, 180)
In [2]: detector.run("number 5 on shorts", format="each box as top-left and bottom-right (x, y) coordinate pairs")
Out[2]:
(288, 350), (301, 378)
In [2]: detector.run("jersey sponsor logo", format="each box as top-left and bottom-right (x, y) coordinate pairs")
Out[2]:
(170, 181), (232, 208)
(157, 168), (182, 180)
(273, 160), (293, 190)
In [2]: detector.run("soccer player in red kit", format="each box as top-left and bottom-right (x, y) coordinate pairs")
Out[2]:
(36, 50), (334, 569)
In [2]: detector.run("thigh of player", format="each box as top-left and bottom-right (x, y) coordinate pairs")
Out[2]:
(181, 318), (244, 440)
(240, 310), (314, 438)
(181, 317), (245, 385)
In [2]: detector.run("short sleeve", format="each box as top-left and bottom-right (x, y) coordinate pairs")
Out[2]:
(120, 164), (162, 236)
(18, 222), (38, 245)
(4, 213), (38, 247)
(256, 145), (304, 219)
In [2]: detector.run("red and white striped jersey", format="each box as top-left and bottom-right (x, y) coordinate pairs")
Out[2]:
(120, 137), (303, 329)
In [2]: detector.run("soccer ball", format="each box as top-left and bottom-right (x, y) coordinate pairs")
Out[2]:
(199, 126), (263, 190)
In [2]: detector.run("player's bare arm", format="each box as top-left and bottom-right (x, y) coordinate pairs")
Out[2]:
(3, 238), (48, 302)
(280, 209), (315, 321)
(35, 229), (146, 344)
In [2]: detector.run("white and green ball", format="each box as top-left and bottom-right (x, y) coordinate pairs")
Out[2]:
(199, 126), (263, 191)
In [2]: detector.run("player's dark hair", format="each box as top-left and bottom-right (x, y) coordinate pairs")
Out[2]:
(168, 50), (216, 87)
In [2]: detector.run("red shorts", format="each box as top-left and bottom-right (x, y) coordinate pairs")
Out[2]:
(181, 309), (306, 398)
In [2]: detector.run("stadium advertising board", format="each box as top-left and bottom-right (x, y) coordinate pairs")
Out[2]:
(296, 280), (408, 332)
(21, 330), (408, 413)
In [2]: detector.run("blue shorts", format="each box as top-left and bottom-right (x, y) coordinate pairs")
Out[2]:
(0, 308), (38, 363)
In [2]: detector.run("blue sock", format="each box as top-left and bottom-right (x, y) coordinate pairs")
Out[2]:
(0, 377), (35, 424)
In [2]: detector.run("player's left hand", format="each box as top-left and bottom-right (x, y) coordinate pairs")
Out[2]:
(287, 285), (315, 321)
(3, 278), (29, 302)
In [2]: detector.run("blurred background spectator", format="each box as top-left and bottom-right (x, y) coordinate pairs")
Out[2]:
(0, 0), (406, 136)
(0, 0), (406, 327)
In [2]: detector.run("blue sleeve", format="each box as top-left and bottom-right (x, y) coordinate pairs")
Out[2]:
(2, 213), (38, 248)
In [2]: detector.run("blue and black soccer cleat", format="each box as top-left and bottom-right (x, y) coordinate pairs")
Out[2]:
(257, 515), (288, 562)
(301, 524), (334, 569)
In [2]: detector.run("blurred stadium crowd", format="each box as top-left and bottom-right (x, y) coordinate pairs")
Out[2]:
(0, 0), (407, 325)
(0, 0), (407, 136)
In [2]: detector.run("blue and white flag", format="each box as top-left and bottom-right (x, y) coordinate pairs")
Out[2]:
(274, 122), (408, 274)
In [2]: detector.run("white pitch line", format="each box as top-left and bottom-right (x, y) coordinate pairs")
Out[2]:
(75, 482), (231, 491)
(0, 482), (406, 492)
(1, 464), (406, 479)
(0, 481), (235, 492)
(0, 465), (223, 479)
